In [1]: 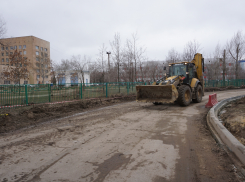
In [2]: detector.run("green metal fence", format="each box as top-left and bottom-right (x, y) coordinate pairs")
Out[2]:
(0, 82), (146, 107)
(204, 79), (245, 87)
(1, 79), (245, 108)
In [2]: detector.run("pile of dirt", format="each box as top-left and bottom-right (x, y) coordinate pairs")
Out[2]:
(219, 96), (245, 145)
(204, 85), (245, 92)
(0, 94), (136, 134)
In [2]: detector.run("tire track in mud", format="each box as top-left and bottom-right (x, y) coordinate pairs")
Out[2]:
(0, 101), (145, 181)
(14, 133), (100, 182)
(0, 102), (142, 149)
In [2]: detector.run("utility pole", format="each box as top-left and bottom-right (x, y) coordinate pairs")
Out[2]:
(106, 52), (111, 70)
(117, 62), (120, 83)
(106, 52), (111, 82)
(223, 49), (226, 86)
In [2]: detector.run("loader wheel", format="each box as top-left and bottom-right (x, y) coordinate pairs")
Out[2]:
(177, 85), (192, 106)
(192, 84), (202, 103)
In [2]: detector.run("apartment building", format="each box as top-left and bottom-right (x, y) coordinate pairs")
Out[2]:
(0, 36), (50, 84)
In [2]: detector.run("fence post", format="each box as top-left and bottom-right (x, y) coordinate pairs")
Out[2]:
(48, 84), (51, 102)
(106, 83), (108, 97)
(80, 83), (82, 99)
(25, 85), (28, 106)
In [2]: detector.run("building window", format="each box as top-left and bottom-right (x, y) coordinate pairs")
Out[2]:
(37, 69), (40, 73)
(10, 46), (14, 50)
(45, 64), (48, 68)
(1, 47), (3, 51)
(19, 51), (22, 55)
(45, 70), (48, 73)
(41, 58), (43, 62)
(4, 80), (10, 84)
(1, 53), (3, 56)
(45, 53), (48, 57)
(19, 45), (22, 49)
(24, 81), (28, 84)
(14, 46), (17, 50)
(24, 51), (26, 55)
(6, 52), (8, 56)
(2, 58), (4, 62)
(37, 75), (40, 79)
(36, 57), (39, 61)
(6, 58), (9, 62)
(10, 52), (13, 55)
(36, 63), (40, 67)
(36, 51), (39, 55)
(36, 46), (39, 50)
(45, 75), (48, 78)
(44, 48), (47, 52)
(41, 52), (43, 57)
(41, 47), (43, 51)
(6, 47), (8, 50)
(23, 45), (26, 49)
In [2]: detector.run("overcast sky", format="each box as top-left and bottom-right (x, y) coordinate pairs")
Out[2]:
(1, 0), (244, 63)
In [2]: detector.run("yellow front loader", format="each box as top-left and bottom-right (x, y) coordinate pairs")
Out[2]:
(136, 53), (204, 106)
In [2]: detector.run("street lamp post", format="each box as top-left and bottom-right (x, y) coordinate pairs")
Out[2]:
(106, 52), (111, 82)
(106, 52), (111, 70)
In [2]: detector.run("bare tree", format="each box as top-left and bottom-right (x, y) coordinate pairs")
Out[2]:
(182, 40), (201, 62)
(71, 55), (90, 86)
(53, 59), (72, 85)
(126, 32), (146, 82)
(1, 50), (31, 85)
(166, 48), (181, 63)
(110, 33), (123, 82)
(97, 44), (107, 83)
(49, 59), (56, 84)
(88, 62), (99, 83)
(35, 56), (52, 84)
(148, 61), (159, 81)
(0, 16), (7, 46)
(227, 31), (245, 79)
(213, 43), (223, 80)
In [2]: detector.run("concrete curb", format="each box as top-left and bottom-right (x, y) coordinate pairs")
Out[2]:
(207, 95), (245, 165)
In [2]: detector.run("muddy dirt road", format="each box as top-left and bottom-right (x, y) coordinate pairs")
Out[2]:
(0, 90), (245, 182)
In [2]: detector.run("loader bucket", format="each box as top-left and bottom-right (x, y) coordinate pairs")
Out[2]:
(136, 84), (178, 103)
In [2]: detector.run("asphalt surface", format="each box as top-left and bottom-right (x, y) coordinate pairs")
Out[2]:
(0, 89), (245, 182)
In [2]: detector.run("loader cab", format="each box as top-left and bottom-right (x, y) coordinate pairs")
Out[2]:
(169, 63), (195, 84)
(169, 63), (187, 77)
